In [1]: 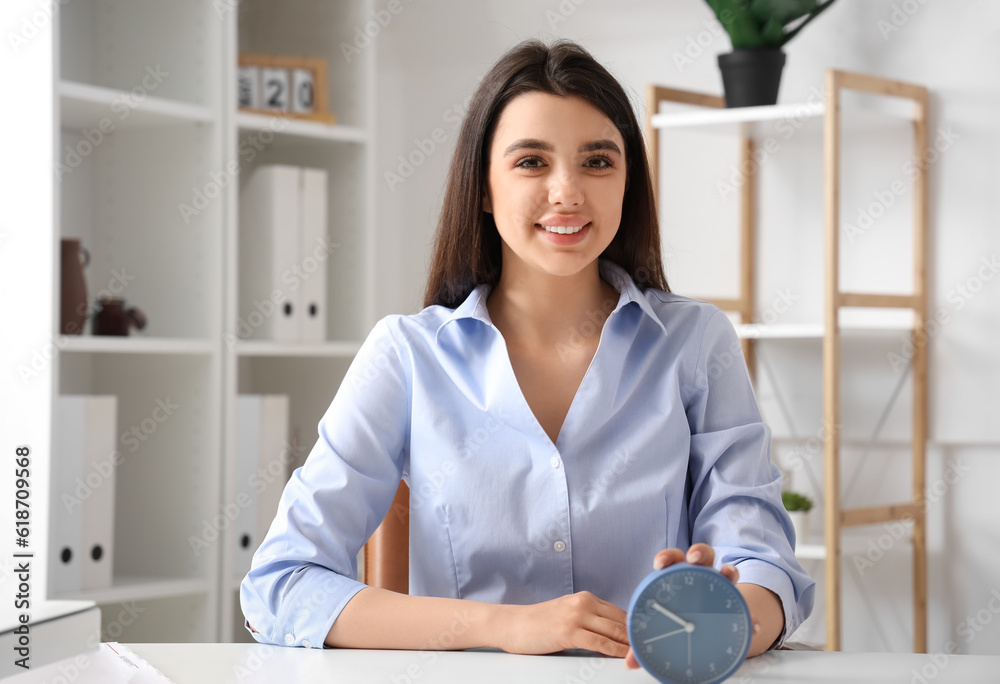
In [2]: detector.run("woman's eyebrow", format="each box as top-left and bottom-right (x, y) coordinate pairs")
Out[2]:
(503, 138), (623, 157)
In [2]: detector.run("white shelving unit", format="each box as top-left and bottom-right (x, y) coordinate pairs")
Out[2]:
(220, 0), (377, 644)
(47, 0), (376, 644)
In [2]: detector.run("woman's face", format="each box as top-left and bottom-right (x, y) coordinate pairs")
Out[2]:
(484, 92), (627, 281)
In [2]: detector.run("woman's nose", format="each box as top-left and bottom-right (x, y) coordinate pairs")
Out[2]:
(547, 169), (584, 206)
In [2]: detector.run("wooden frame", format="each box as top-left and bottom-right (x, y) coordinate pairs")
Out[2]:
(645, 85), (757, 378)
(238, 53), (335, 123)
(823, 69), (929, 653)
(646, 70), (929, 653)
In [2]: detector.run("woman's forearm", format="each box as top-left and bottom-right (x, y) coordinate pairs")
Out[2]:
(325, 586), (631, 657)
(325, 586), (503, 650)
(739, 583), (785, 656)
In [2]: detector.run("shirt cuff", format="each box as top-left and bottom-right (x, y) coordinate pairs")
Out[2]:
(259, 565), (369, 649)
(732, 558), (798, 649)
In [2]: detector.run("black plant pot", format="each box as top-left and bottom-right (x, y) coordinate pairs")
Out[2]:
(717, 49), (786, 108)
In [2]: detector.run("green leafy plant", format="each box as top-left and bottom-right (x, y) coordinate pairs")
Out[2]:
(705, 0), (839, 49)
(782, 491), (814, 512)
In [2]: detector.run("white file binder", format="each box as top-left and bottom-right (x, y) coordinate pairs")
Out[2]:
(239, 164), (329, 343)
(239, 165), (301, 341)
(233, 394), (290, 579)
(52, 395), (117, 594)
(299, 167), (329, 342)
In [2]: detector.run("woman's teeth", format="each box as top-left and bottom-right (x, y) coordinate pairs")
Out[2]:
(540, 224), (586, 234)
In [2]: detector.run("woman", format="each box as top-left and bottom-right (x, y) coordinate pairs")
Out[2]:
(241, 39), (814, 664)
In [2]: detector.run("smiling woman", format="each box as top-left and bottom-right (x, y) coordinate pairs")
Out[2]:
(240, 39), (814, 664)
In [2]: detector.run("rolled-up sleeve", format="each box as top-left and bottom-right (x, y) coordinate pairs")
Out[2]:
(684, 309), (815, 646)
(240, 317), (411, 648)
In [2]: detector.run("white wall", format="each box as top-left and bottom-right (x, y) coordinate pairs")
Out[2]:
(371, 0), (1000, 655)
(0, 0), (56, 606)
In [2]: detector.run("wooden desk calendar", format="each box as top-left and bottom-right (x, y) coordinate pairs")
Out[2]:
(238, 54), (335, 123)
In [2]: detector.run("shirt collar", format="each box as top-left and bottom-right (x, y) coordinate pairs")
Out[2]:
(598, 259), (668, 335)
(434, 258), (668, 342)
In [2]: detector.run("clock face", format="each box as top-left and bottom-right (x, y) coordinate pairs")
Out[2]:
(627, 563), (751, 684)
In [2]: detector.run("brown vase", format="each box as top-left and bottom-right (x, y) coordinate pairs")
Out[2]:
(92, 297), (148, 336)
(60, 239), (90, 335)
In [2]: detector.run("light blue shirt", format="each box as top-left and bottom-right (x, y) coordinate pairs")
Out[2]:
(240, 260), (815, 650)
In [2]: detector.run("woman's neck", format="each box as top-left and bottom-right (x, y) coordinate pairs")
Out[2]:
(486, 260), (620, 352)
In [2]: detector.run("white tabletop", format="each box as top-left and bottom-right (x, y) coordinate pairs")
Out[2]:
(114, 643), (1000, 684)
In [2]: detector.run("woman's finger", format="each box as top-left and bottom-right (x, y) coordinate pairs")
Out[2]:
(584, 614), (630, 647)
(685, 543), (715, 567)
(652, 548), (686, 570)
(720, 563), (740, 583)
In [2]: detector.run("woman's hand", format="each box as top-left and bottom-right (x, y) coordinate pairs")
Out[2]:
(494, 590), (630, 658)
(624, 543), (782, 670)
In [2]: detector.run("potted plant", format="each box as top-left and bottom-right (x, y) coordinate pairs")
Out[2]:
(705, 0), (839, 107)
(782, 490), (814, 543)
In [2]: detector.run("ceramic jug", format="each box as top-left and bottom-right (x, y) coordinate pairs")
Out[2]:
(60, 239), (90, 335)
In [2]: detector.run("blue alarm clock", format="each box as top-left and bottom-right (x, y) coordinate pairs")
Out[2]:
(627, 562), (752, 684)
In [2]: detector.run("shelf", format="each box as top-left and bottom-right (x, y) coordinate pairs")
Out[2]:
(60, 81), (214, 129)
(795, 544), (827, 560)
(234, 340), (363, 358)
(50, 575), (210, 605)
(652, 101), (825, 131)
(236, 111), (366, 143)
(735, 321), (913, 340)
(651, 96), (914, 138)
(57, 336), (215, 355)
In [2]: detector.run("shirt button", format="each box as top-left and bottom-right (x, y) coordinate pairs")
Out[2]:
(550, 456), (560, 469)
(554, 540), (566, 552)
(302, 639), (312, 649)
(284, 633), (295, 645)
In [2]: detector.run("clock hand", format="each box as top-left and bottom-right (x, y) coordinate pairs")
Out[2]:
(642, 627), (687, 644)
(650, 601), (695, 632)
(687, 631), (692, 667)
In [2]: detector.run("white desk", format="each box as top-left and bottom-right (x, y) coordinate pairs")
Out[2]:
(119, 644), (999, 684)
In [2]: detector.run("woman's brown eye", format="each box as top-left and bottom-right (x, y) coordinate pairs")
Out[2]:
(586, 155), (614, 169)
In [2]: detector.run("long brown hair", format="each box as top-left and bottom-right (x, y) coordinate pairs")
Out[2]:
(423, 39), (668, 309)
